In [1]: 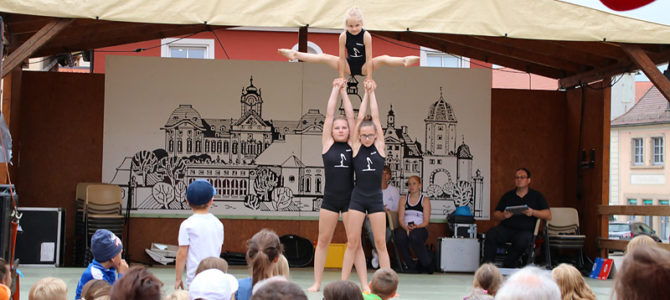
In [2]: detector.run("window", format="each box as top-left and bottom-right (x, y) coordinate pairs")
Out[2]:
(653, 137), (664, 165)
(661, 200), (669, 241)
(628, 198), (638, 221)
(161, 38), (215, 59)
(420, 47), (470, 68)
(644, 199), (653, 227)
(633, 138), (644, 165)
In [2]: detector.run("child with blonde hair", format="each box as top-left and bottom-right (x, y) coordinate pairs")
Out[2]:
(164, 290), (189, 300)
(272, 254), (290, 279)
(463, 263), (503, 299)
(278, 7), (418, 82)
(551, 263), (596, 300)
(195, 256), (229, 274)
(625, 234), (657, 254)
(29, 277), (67, 300)
(81, 279), (111, 300)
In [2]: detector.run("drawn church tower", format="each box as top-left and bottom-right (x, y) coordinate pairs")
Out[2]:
(425, 87), (457, 156)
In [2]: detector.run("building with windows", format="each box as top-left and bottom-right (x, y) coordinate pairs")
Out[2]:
(611, 86), (670, 240)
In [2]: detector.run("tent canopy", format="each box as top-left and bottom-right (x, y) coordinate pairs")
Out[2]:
(2, 0), (670, 91)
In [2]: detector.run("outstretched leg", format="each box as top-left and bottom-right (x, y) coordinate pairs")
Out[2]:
(277, 49), (341, 70)
(364, 55), (420, 74)
(308, 209), (339, 292)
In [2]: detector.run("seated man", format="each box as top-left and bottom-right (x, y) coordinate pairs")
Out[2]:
(483, 168), (551, 267)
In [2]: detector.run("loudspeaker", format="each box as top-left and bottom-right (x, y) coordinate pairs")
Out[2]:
(15, 207), (64, 266)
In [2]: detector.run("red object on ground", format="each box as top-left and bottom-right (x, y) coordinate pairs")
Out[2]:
(600, 0), (654, 11)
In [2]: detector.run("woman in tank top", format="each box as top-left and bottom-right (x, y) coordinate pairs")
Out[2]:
(341, 79), (391, 282)
(395, 176), (433, 273)
(308, 78), (368, 292)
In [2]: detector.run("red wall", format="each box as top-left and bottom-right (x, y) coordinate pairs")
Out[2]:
(12, 71), (610, 265)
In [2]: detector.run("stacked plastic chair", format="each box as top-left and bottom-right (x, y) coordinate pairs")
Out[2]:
(74, 183), (124, 266)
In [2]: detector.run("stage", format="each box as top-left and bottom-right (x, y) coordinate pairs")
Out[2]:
(17, 264), (615, 299)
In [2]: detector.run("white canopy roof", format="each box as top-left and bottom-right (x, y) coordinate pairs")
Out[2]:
(2, 0), (670, 44)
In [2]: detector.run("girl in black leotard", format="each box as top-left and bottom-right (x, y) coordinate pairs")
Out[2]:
(308, 78), (368, 292)
(341, 79), (391, 279)
(277, 7), (418, 83)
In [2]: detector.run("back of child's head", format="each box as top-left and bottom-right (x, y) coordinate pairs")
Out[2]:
(81, 279), (111, 300)
(250, 280), (307, 300)
(323, 280), (363, 300)
(272, 254), (290, 279)
(0, 258), (10, 286)
(90, 229), (123, 263)
(164, 290), (189, 300)
(109, 266), (162, 300)
(370, 268), (399, 299)
(247, 229), (282, 285)
(29, 277), (67, 300)
(196, 256), (229, 275)
(345, 7), (364, 24)
(186, 179), (216, 209)
(473, 263), (503, 296)
(625, 234), (657, 254)
(551, 263), (596, 300)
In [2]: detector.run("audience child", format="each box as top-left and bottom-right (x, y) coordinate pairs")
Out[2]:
(235, 229), (282, 300)
(164, 290), (189, 300)
(250, 280), (307, 300)
(189, 269), (238, 300)
(75, 229), (128, 299)
(80, 279), (111, 300)
(625, 235), (657, 254)
(551, 264), (596, 300)
(323, 280), (364, 300)
(29, 277), (67, 300)
(195, 256), (229, 275)
(252, 276), (288, 295)
(495, 266), (560, 300)
(614, 246), (670, 300)
(365, 268), (399, 300)
(109, 266), (162, 300)
(175, 179), (224, 289)
(464, 263), (502, 299)
(272, 254), (290, 279)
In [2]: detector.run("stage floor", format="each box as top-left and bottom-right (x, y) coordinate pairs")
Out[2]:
(17, 265), (615, 299)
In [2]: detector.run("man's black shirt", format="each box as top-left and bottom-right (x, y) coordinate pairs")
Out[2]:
(495, 188), (549, 232)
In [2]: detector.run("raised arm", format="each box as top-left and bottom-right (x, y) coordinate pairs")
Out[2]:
(338, 32), (347, 79)
(322, 78), (345, 153)
(352, 87), (370, 151)
(339, 84), (356, 145)
(368, 82), (385, 156)
(364, 31), (373, 81)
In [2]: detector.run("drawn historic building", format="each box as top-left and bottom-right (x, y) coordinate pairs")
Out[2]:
(111, 77), (485, 217)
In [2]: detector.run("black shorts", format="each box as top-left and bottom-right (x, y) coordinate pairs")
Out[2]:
(347, 57), (365, 76)
(348, 188), (384, 214)
(320, 195), (349, 213)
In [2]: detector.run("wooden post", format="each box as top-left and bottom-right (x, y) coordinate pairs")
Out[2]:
(1, 18), (72, 78)
(0, 69), (22, 184)
(620, 44), (670, 103)
(298, 26), (308, 61)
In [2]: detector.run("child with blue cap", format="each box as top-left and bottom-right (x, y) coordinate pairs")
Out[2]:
(174, 179), (224, 290)
(75, 229), (127, 299)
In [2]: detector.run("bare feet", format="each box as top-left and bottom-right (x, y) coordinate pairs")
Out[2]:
(278, 48), (297, 60)
(307, 283), (320, 292)
(361, 282), (371, 293)
(404, 56), (420, 67)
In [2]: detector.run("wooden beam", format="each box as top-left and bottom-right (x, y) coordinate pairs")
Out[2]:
(599, 205), (670, 216)
(475, 36), (609, 68)
(374, 31), (566, 78)
(430, 33), (583, 73)
(621, 44), (670, 103)
(298, 26), (308, 53)
(1, 18), (72, 78)
(559, 62), (635, 88)
(599, 238), (670, 252)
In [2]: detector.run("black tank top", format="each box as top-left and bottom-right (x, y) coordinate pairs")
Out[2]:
(345, 29), (366, 62)
(405, 194), (424, 212)
(353, 144), (384, 196)
(322, 142), (354, 197)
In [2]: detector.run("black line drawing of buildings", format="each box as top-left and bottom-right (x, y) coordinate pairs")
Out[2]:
(110, 77), (487, 218)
